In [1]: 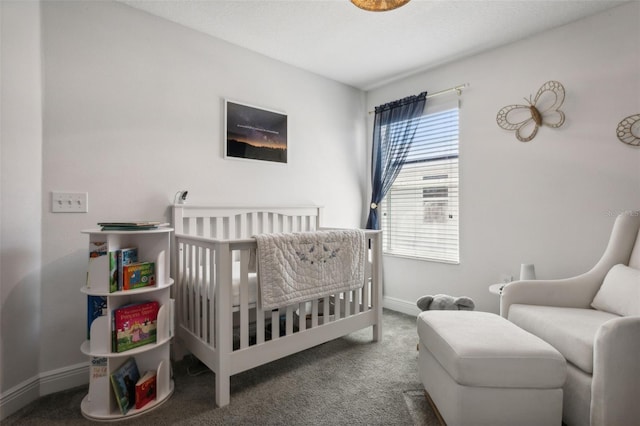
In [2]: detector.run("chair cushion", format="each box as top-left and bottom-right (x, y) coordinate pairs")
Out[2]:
(508, 305), (619, 374)
(417, 311), (566, 389)
(591, 264), (640, 316)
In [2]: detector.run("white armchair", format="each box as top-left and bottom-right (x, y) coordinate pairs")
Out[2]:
(500, 211), (640, 426)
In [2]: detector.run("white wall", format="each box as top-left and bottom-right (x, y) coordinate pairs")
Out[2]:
(0, 0), (43, 416)
(368, 2), (640, 316)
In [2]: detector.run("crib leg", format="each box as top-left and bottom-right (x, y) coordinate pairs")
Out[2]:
(372, 304), (383, 342)
(373, 323), (382, 342)
(215, 373), (230, 407)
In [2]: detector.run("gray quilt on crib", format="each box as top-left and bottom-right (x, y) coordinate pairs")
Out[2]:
(254, 229), (366, 310)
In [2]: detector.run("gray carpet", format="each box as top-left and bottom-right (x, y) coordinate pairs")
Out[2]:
(5, 309), (440, 425)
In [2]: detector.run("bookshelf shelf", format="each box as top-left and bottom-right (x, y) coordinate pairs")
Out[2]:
(80, 279), (174, 297)
(80, 381), (174, 422)
(80, 227), (174, 421)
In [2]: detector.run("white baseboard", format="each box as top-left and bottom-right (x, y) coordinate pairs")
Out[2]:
(0, 376), (39, 421)
(383, 295), (420, 317)
(39, 362), (88, 396)
(0, 362), (88, 421)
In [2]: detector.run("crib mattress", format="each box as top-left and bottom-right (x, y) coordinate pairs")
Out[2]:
(231, 261), (258, 306)
(186, 262), (258, 306)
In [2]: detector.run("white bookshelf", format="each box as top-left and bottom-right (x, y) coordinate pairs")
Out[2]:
(80, 227), (174, 421)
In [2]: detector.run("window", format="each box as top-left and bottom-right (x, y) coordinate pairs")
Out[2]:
(380, 102), (459, 263)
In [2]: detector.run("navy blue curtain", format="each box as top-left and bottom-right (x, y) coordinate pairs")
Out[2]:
(366, 92), (427, 230)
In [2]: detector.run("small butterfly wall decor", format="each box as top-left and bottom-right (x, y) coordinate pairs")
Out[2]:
(496, 80), (566, 142)
(616, 114), (640, 146)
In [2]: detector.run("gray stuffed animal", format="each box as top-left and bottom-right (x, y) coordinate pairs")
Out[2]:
(416, 294), (475, 311)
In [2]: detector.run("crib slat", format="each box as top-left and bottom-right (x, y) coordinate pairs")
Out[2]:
(323, 296), (330, 325)
(179, 241), (187, 327)
(239, 249), (250, 349)
(203, 247), (212, 343)
(202, 218), (211, 238)
(363, 272), (370, 312)
(208, 248), (215, 345)
(250, 213), (258, 237)
(256, 306), (265, 345)
(310, 299), (319, 328)
(194, 245), (203, 339)
(187, 217), (196, 235)
(285, 306), (294, 336)
(182, 242), (189, 329)
(353, 289), (360, 314)
(298, 302), (306, 332)
(239, 214), (247, 239)
(271, 309), (280, 340)
(188, 244), (196, 332)
(212, 218), (221, 239)
(189, 245), (197, 331)
(230, 216), (238, 239)
(261, 212), (269, 235)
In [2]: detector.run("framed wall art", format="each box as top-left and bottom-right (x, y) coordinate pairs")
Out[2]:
(224, 99), (288, 164)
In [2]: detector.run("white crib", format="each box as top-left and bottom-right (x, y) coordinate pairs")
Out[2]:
(172, 205), (383, 407)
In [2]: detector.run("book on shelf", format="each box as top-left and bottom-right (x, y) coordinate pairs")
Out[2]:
(135, 370), (157, 409)
(113, 301), (160, 353)
(117, 247), (138, 291)
(87, 295), (108, 339)
(109, 251), (118, 293)
(97, 221), (167, 231)
(122, 261), (156, 290)
(87, 241), (108, 289)
(110, 357), (140, 415)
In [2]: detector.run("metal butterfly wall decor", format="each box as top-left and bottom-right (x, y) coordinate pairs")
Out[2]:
(496, 80), (566, 142)
(616, 114), (640, 146)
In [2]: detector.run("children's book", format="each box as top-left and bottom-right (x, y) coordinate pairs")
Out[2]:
(110, 357), (140, 415)
(109, 251), (118, 293)
(113, 301), (160, 353)
(122, 262), (156, 290)
(135, 370), (157, 409)
(87, 241), (108, 289)
(87, 295), (107, 339)
(98, 221), (165, 231)
(117, 248), (138, 291)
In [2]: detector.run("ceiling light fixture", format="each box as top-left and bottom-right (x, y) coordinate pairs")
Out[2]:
(351, 0), (411, 12)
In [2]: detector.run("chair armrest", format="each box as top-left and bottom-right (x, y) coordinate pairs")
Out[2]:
(500, 273), (602, 317)
(591, 316), (640, 426)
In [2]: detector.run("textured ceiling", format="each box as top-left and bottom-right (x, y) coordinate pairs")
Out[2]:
(120, 0), (627, 90)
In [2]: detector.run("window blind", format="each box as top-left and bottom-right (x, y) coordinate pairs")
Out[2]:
(380, 103), (459, 263)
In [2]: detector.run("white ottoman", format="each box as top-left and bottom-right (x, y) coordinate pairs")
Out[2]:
(417, 311), (566, 426)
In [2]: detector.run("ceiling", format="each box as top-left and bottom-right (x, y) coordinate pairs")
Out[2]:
(120, 0), (627, 90)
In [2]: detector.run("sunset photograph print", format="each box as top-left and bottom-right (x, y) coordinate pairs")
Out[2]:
(225, 100), (288, 163)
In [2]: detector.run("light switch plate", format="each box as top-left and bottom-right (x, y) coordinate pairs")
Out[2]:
(52, 192), (88, 213)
